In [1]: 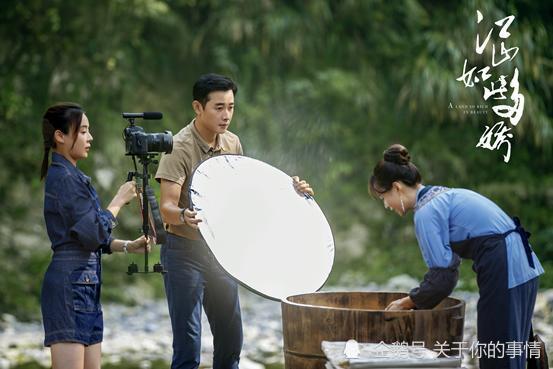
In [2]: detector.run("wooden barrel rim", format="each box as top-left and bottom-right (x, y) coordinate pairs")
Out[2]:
(284, 350), (325, 359)
(282, 290), (465, 312)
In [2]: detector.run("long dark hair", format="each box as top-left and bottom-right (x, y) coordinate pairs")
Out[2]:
(369, 144), (421, 196)
(40, 102), (84, 180)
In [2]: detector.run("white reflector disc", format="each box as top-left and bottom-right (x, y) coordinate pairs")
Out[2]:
(189, 155), (335, 300)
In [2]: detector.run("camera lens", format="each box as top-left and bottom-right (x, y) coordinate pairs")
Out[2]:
(146, 131), (173, 154)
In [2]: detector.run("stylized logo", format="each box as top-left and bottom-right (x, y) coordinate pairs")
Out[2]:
(455, 10), (524, 163)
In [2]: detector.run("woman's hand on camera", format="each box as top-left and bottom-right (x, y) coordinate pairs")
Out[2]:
(108, 181), (137, 217)
(127, 235), (152, 254)
(116, 181), (138, 205)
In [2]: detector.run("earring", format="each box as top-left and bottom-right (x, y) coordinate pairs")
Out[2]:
(400, 196), (405, 214)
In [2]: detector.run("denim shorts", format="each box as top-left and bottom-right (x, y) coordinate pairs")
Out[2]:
(40, 248), (103, 346)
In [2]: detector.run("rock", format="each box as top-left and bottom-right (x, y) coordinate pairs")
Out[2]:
(0, 358), (9, 369)
(534, 289), (553, 323)
(0, 314), (16, 331)
(239, 356), (265, 369)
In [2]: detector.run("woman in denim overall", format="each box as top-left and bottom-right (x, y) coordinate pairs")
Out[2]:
(40, 103), (149, 369)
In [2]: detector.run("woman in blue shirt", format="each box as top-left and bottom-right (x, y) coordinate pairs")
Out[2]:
(369, 144), (543, 369)
(40, 103), (149, 369)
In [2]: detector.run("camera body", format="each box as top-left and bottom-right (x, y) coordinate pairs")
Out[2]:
(122, 112), (173, 156)
(124, 125), (173, 156)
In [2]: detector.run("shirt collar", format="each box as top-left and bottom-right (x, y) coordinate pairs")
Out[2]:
(190, 119), (225, 154)
(51, 152), (91, 184)
(414, 185), (450, 212)
(416, 185), (431, 202)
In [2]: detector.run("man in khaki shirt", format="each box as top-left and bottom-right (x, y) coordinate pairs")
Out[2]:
(156, 74), (312, 369)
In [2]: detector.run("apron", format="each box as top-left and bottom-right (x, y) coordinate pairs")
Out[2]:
(450, 217), (537, 369)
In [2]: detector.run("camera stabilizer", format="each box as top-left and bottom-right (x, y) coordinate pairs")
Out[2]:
(122, 112), (173, 275)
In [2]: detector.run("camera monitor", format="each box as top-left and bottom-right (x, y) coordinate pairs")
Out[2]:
(189, 155), (335, 300)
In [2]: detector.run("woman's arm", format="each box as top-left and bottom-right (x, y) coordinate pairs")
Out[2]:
(408, 255), (460, 309)
(58, 175), (115, 251)
(408, 206), (460, 309)
(106, 181), (137, 218)
(385, 296), (416, 310)
(58, 176), (137, 252)
(110, 236), (150, 254)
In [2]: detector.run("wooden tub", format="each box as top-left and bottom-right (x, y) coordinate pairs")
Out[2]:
(281, 291), (465, 369)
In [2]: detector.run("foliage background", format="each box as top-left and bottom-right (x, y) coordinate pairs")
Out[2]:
(0, 0), (552, 321)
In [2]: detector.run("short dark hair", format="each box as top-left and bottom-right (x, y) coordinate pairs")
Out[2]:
(369, 144), (422, 196)
(193, 73), (237, 107)
(40, 102), (84, 180)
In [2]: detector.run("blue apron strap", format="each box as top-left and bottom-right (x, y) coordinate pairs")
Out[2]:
(503, 216), (535, 269)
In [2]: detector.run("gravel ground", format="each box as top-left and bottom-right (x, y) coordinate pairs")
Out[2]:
(1, 276), (552, 369)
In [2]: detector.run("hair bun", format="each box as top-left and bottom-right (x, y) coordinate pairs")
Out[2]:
(383, 144), (411, 165)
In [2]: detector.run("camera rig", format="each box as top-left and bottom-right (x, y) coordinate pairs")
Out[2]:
(122, 112), (173, 275)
